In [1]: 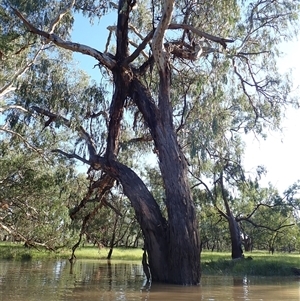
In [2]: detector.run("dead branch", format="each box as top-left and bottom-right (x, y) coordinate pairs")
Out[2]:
(152, 0), (175, 71)
(168, 24), (234, 48)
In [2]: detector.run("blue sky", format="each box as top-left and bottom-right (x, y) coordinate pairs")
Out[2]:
(71, 12), (115, 79)
(71, 12), (300, 193)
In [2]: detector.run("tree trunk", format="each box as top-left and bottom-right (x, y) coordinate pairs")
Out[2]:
(94, 153), (200, 284)
(107, 215), (118, 260)
(129, 76), (200, 284)
(243, 236), (253, 252)
(220, 172), (243, 259)
(228, 213), (243, 259)
(89, 0), (201, 285)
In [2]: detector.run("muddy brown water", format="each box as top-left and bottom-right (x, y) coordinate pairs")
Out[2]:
(0, 259), (299, 300)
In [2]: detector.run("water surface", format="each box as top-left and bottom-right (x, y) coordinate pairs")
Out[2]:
(0, 259), (299, 300)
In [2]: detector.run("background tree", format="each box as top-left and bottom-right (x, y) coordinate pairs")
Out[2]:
(237, 182), (300, 253)
(0, 140), (86, 249)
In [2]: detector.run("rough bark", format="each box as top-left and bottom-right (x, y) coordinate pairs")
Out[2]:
(130, 76), (200, 284)
(97, 158), (170, 282)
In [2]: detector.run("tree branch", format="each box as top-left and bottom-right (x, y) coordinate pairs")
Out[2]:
(48, 0), (75, 34)
(0, 105), (28, 114)
(0, 127), (43, 153)
(241, 218), (294, 232)
(152, 0), (175, 71)
(31, 106), (98, 161)
(0, 45), (44, 100)
(12, 7), (116, 70)
(123, 30), (154, 65)
(237, 202), (277, 222)
(51, 149), (91, 165)
(168, 24), (234, 48)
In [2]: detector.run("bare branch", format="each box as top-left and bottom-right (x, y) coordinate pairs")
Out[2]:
(129, 40), (148, 58)
(12, 7), (116, 70)
(102, 198), (122, 216)
(241, 218), (294, 232)
(232, 57), (259, 122)
(237, 202), (277, 222)
(105, 24), (151, 64)
(0, 105), (28, 114)
(168, 24), (234, 48)
(123, 30), (154, 65)
(51, 149), (91, 165)
(0, 86), (16, 100)
(105, 28), (113, 53)
(125, 22), (232, 66)
(0, 45), (44, 100)
(0, 221), (56, 251)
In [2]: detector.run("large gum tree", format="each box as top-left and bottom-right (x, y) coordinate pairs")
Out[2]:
(5, 0), (299, 284)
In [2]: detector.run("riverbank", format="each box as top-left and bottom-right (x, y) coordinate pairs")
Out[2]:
(0, 243), (299, 277)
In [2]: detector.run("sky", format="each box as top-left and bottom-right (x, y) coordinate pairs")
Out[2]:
(71, 13), (300, 194)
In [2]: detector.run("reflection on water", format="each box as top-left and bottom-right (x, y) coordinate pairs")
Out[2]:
(0, 259), (299, 301)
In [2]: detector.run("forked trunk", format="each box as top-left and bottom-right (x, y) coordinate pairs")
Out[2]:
(99, 0), (200, 285)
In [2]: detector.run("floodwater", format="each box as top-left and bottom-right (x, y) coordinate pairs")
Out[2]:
(0, 259), (299, 301)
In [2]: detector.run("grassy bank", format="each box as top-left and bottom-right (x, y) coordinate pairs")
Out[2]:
(202, 251), (300, 276)
(0, 243), (299, 277)
(0, 242), (143, 261)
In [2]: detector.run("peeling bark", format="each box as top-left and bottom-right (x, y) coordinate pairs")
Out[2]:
(152, 0), (174, 72)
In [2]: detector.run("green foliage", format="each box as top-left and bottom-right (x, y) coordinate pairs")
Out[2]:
(0, 143), (87, 249)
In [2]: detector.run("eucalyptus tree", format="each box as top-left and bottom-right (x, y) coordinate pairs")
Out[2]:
(0, 141), (86, 249)
(193, 159), (300, 257)
(5, 0), (299, 284)
(0, 0), (60, 140)
(238, 182), (300, 252)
